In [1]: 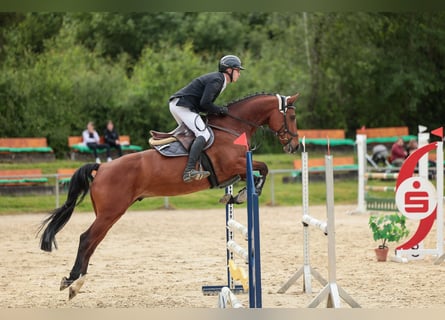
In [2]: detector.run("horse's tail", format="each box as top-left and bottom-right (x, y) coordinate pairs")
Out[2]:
(39, 163), (100, 252)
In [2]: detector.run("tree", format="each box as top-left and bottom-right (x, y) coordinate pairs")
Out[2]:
(1, 12), (445, 157)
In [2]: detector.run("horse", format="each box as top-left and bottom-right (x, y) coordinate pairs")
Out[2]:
(38, 92), (300, 300)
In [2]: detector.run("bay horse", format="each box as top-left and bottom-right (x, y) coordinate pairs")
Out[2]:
(39, 92), (300, 300)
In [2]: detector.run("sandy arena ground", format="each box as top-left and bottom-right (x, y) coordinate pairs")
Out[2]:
(0, 204), (444, 308)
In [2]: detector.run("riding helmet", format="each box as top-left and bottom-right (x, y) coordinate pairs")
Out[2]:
(218, 55), (245, 72)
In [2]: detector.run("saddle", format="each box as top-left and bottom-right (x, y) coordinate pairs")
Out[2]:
(148, 123), (214, 157)
(148, 123), (240, 189)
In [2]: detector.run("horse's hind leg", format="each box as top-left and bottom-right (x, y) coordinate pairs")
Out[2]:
(219, 186), (248, 204)
(61, 211), (125, 300)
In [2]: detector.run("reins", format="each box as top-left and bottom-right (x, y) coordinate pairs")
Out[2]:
(208, 123), (243, 137)
(224, 113), (262, 130)
(208, 94), (299, 144)
(208, 112), (263, 138)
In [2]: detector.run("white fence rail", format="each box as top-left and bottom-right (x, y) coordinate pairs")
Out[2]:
(2, 168), (348, 209)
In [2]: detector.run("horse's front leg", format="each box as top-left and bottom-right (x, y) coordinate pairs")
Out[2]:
(219, 161), (268, 204)
(251, 160), (268, 195)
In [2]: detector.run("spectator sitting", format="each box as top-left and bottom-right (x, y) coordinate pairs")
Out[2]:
(104, 120), (123, 158)
(371, 144), (389, 166)
(82, 121), (111, 163)
(390, 137), (407, 167)
(406, 138), (418, 157)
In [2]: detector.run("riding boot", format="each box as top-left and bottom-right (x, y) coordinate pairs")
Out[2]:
(183, 136), (210, 183)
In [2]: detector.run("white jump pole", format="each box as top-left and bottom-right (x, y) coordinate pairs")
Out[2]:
(218, 287), (243, 308)
(433, 138), (444, 264)
(416, 125), (431, 262)
(227, 219), (248, 241)
(307, 154), (360, 308)
(365, 172), (399, 179)
(352, 134), (367, 214)
(277, 139), (327, 294)
(418, 125), (429, 180)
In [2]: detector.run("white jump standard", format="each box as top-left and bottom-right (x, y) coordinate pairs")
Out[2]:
(394, 127), (444, 264)
(278, 144), (360, 308)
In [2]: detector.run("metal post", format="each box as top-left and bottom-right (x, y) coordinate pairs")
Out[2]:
(418, 125), (429, 180)
(226, 185), (235, 289)
(354, 134), (367, 214)
(246, 150), (262, 308)
(325, 154), (339, 307)
(270, 171), (275, 206)
(277, 150), (327, 294)
(307, 154), (360, 308)
(55, 174), (60, 208)
(434, 140), (444, 264)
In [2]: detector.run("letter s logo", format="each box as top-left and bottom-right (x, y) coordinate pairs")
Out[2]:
(396, 177), (437, 220)
(404, 191), (429, 213)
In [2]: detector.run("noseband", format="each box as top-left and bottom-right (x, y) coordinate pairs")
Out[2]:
(274, 95), (299, 148)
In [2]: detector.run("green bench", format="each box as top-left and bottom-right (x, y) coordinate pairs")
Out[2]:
(68, 135), (143, 161)
(0, 138), (55, 163)
(298, 129), (355, 147)
(0, 169), (48, 186)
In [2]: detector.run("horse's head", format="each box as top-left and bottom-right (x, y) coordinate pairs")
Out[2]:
(219, 92), (300, 153)
(268, 93), (300, 154)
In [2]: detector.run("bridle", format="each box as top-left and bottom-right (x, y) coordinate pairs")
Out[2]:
(272, 95), (299, 149)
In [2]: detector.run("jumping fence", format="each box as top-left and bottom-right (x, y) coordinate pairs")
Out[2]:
(278, 144), (360, 308)
(202, 150), (262, 308)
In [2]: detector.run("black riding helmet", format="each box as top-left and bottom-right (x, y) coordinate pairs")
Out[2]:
(218, 55), (245, 72)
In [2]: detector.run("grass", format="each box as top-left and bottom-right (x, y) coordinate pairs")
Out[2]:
(0, 151), (370, 215)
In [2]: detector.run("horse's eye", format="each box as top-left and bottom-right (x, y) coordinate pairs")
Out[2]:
(289, 115), (296, 121)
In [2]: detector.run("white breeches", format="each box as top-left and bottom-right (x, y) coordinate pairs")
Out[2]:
(169, 98), (211, 141)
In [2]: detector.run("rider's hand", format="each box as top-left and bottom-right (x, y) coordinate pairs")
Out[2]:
(219, 107), (229, 115)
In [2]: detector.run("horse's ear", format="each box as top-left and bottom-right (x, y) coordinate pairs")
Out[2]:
(287, 93), (300, 105)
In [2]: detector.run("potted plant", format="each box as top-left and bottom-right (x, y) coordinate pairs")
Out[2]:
(368, 213), (409, 262)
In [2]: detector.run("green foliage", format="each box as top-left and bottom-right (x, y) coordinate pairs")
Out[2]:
(189, 13), (247, 54)
(119, 42), (207, 147)
(1, 12), (445, 157)
(66, 12), (187, 61)
(0, 28), (127, 157)
(303, 12), (445, 134)
(368, 213), (409, 249)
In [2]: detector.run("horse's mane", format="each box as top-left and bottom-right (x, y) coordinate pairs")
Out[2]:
(224, 92), (277, 108)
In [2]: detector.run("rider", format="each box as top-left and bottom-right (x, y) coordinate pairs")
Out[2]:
(169, 55), (245, 183)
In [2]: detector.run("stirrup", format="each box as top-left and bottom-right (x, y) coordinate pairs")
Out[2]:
(183, 169), (210, 183)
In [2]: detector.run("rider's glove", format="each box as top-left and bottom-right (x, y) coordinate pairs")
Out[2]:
(219, 107), (229, 115)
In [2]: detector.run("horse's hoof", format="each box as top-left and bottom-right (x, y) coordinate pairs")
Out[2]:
(60, 277), (72, 291)
(219, 194), (234, 204)
(69, 287), (78, 300)
(68, 275), (86, 300)
(235, 188), (247, 204)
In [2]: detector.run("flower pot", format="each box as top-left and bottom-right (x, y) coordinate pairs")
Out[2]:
(374, 247), (389, 262)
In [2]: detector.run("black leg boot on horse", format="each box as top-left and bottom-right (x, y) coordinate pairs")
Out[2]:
(183, 136), (211, 183)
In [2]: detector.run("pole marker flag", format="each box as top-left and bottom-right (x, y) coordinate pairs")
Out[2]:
(418, 125), (427, 133)
(431, 127), (443, 139)
(233, 132), (249, 151)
